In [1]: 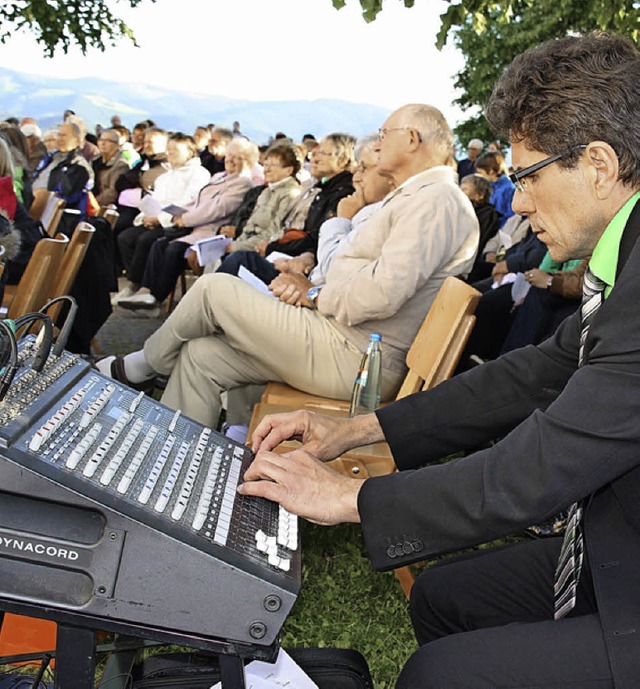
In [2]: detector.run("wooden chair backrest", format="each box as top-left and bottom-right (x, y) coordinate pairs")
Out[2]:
(47, 223), (96, 322)
(40, 196), (66, 236)
(395, 276), (481, 399)
(6, 233), (69, 319)
(103, 208), (120, 230)
(29, 189), (54, 222)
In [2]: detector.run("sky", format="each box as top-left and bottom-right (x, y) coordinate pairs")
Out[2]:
(0, 0), (470, 128)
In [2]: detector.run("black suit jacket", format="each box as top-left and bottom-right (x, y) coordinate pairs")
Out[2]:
(359, 199), (640, 688)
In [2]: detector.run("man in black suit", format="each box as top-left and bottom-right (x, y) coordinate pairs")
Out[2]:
(239, 32), (640, 689)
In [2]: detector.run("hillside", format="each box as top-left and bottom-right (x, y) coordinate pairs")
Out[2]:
(0, 67), (390, 144)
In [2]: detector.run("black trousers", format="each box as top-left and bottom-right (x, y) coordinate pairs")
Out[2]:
(216, 249), (279, 285)
(501, 287), (580, 355)
(396, 538), (613, 688)
(141, 237), (190, 302)
(117, 225), (164, 285)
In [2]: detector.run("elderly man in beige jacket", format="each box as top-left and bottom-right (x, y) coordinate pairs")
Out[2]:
(98, 104), (479, 432)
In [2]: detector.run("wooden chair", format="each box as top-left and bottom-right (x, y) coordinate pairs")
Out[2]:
(247, 276), (481, 598)
(29, 188), (54, 222)
(1, 234), (69, 319)
(99, 205), (120, 230)
(46, 222), (96, 323)
(39, 194), (66, 236)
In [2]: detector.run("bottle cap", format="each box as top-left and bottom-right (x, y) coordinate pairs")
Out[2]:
(370, 333), (381, 342)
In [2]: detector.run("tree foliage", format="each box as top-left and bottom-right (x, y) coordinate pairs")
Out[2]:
(335, 0), (639, 144)
(0, 0), (155, 57)
(448, 0), (639, 143)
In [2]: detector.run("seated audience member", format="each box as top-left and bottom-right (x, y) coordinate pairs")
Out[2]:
(458, 231), (557, 368)
(113, 127), (169, 233)
(0, 165), (45, 286)
(114, 132), (211, 303)
(32, 121), (94, 218)
(218, 134), (355, 281)
(456, 138), (483, 179)
(117, 137), (259, 311)
(193, 126), (210, 155)
(480, 212), (530, 265)
(42, 128), (59, 154)
(219, 141), (301, 253)
(475, 150), (516, 227)
(66, 114), (100, 163)
(500, 256), (586, 355)
(131, 121), (148, 155)
(200, 127), (233, 175)
(239, 34), (640, 689)
(92, 128), (130, 207)
(266, 134), (396, 308)
(20, 121), (47, 171)
(460, 173), (501, 282)
(268, 132), (355, 257)
(218, 134), (390, 288)
(113, 125), (141, 168)
(0, 125), (33, 209)
(97, 104), (479, 433)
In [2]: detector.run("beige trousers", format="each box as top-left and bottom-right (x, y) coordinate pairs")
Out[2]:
(144, 273), (402, 427)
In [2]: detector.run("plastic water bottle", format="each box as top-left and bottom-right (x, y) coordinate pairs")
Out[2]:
(349, 334), (382, 417)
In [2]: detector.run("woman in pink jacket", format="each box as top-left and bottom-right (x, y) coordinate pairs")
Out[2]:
(118, 137), (259, 311)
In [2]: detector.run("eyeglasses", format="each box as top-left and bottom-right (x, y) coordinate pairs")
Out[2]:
(263, 162), (283, 169)
(509, 145), (587, 193)
(378, 126), (422, 143)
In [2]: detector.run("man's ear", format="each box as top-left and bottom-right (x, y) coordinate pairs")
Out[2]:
(585, 141), (620, 199)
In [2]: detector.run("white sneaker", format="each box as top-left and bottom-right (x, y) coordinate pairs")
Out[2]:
(111, 285), (137, 307)
(118, 293), (158, 309)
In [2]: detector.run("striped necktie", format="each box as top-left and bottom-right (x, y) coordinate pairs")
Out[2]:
(553, 265), (606, 620)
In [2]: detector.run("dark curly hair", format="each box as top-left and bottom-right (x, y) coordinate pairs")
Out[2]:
(265, 141), (301, 178)
(485, 32), (640, 187)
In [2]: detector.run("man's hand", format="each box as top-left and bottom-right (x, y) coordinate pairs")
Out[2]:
(269, 272), (314, 306)
(491, 259), (509, 284)
(251, 409), (384, 459)
(237, 448), (363, 525)
(337, 187), (366, 220)
(283, 253), (315, 275)
(143, 216), (160, 229)
(173, 215), (185, 228)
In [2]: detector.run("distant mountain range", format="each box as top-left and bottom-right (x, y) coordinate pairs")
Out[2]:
(0, 67), (391, 144)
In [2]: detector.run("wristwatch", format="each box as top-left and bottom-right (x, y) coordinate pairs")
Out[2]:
(546, 275), (554, 289)
(306, 286), (321, 308)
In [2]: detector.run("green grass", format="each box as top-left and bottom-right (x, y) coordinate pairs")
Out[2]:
(282, 521), (417, 688)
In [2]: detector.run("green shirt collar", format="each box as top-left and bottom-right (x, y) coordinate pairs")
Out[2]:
(590, 192), (640, 295)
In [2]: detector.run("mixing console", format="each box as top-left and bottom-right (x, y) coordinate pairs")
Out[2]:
(0, 337), (300, 655)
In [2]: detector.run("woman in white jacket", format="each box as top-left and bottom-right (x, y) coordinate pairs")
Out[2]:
(114, 132), (210, 303)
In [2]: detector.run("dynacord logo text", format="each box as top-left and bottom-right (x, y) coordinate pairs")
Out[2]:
(1, 537), (79, 561)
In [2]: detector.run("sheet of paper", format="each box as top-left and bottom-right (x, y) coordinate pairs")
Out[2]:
(192, 236), (231, 266)
(238, 265), (275, 297)
(265, 251), (292, 264)
(137, 194), (162, 216)
(510, 272), (532, 305)
(209, 649), (318, 689)
(162, 203), (188, 216)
